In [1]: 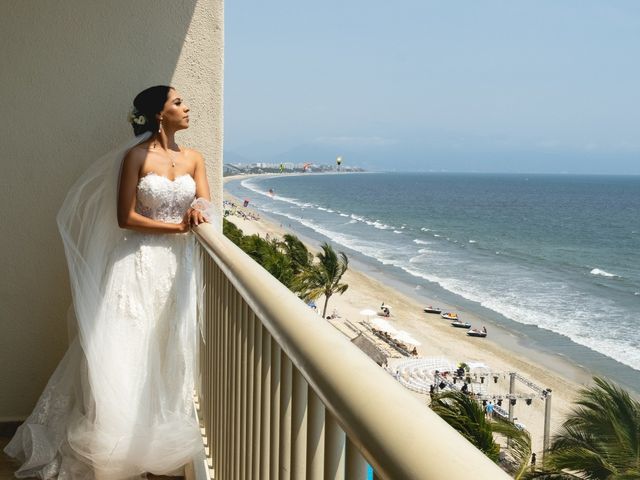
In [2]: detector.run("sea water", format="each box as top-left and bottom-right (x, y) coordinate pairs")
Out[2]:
(226, 172), (640, 390)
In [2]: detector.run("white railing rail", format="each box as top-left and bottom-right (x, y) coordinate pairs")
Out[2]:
(194, 223), (509, 479)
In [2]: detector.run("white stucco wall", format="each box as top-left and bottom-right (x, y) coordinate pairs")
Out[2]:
(0, 0), (223, 419)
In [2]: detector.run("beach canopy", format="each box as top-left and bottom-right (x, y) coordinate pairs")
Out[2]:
(466, 362), (491, 373)
(394, 330), (421, 346)
(359, 308), (378, 317)
(370, 318), (397, 334)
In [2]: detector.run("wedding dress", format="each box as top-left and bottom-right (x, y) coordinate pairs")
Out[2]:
(4, 135), (211, 479)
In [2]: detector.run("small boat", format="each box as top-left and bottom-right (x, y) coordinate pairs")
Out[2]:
(451, 321), (472, 329)
(423, 306), (442, 314)
(441, 312), (458, 321)
(467, 328), (487, 338)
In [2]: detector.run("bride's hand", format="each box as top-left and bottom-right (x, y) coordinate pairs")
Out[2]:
(187, 207), (207, 227)
(176, 219), (191, 233)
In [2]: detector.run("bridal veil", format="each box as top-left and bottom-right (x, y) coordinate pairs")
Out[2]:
(5, 132), (207, 479)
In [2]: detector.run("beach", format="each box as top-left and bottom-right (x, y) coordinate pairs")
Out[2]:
(221, 175), (602, 455)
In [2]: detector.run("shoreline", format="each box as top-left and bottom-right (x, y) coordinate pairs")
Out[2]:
(221, 173), (617, 454)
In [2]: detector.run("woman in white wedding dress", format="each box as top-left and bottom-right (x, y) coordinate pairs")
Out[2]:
(4, 86), (213, 479)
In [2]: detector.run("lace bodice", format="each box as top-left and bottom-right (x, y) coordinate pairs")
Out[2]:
(136, 173), (196, 223)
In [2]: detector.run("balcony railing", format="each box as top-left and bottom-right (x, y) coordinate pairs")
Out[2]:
(194, 224), (509, 480)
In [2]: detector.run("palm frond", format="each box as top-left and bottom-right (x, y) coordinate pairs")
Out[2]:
(491, 417), (532, 479)
(430, 391), (501, 462)
(537, 377), (640, 479)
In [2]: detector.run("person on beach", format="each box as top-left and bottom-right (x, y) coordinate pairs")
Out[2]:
(485, 401), (494, 418)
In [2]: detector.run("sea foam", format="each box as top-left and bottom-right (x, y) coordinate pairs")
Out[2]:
(590, 268), (618, 278)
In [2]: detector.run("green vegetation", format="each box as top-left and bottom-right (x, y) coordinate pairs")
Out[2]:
(525, 377), (640, 479)
(224, 219), (296, 288)
(429, 377), (639, 479)
(293, 242), (349, 318)
(223, 219), (348, 313)
(429, 390), (531, 478)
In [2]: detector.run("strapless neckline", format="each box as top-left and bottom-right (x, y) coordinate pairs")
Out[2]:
(136, 172), (196, 223)
(139, 172), (195, 184)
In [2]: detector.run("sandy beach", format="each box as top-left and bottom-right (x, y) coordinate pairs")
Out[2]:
(222, 175), (595, 455)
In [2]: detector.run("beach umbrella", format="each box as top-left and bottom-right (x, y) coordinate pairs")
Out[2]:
(394, 330), (421, 346)
(466, 362), (490, 373)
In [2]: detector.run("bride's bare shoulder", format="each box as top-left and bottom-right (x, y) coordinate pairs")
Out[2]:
(122, 142), (150, 172)
(183, 147), (204, 164)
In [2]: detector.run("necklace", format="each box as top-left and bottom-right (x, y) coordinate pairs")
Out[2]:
(152, 144), (180, 167)
(166, 149), (179, 168)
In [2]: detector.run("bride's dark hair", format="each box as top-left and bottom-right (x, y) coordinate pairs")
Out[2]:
(130, 85), (173, 136)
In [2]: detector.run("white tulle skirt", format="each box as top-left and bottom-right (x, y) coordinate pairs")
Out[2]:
(4, 232), (204, 479)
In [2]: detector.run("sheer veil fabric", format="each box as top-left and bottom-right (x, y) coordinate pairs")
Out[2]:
(4, 133), (210, 479)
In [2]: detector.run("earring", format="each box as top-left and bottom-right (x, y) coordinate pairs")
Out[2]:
(158, 117), (163, 134)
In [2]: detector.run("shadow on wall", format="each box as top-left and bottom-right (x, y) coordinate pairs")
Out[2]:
(0, 0), (198, 419)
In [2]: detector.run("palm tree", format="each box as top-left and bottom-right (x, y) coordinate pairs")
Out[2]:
(238, 234), (295, 287)
(526, 377), (640, 479)
(295, 242), (349, 318)
(430, 390), (531, 477)
(281, 233), (312, 274)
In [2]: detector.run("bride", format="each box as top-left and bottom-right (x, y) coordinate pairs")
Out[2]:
(4, 86), (214, 479)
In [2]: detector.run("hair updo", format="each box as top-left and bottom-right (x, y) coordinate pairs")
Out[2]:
(129, 85), (173, 136)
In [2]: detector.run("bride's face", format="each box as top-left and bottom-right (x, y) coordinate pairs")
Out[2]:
(160, 89), (190, 131)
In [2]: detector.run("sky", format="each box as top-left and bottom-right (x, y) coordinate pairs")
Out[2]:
(224, 1), (640, 174)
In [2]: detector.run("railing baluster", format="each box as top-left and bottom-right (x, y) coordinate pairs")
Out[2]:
(270, 341), (281, 480)
(260, 328), (272, 479)
(234, 292), (243, 479)
(214, 263), (223, 476)
(229, 286), (240, 478)
(291, 368), (308, 478)
(246, 311), (256, 479)
(324, 412), (345, 480)
(307, 389), (325, 480)
(279, 354), (292, 480)
(207, 260), (213, 475)
(222, 274), (231, 479)
(252, 315), (263, 479)
(345, 438), (367, 480)
(210, 257), (217, 476)
(240, 299), (249, 480)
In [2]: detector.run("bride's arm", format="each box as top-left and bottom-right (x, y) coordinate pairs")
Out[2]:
(186, 150), (211, 227)
(117, 148), (190, 234)
(193, 150), (210, 201)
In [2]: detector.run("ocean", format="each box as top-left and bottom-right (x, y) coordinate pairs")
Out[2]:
(226, 172), (640, 391)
